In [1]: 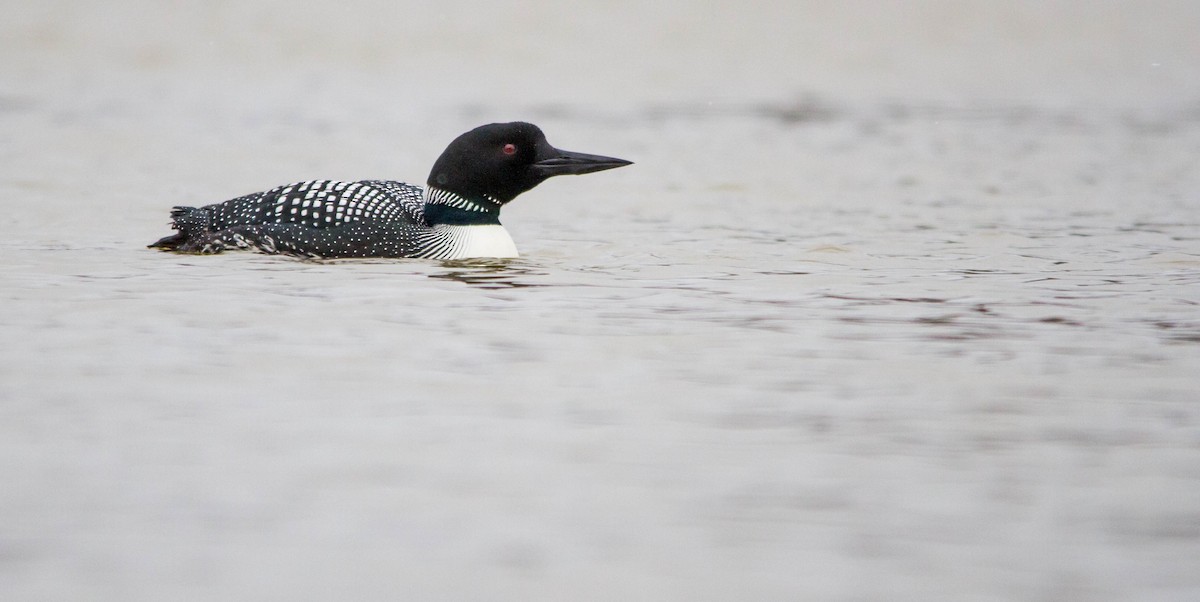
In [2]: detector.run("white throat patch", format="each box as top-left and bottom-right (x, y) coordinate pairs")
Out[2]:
(430, 224), (519, 259)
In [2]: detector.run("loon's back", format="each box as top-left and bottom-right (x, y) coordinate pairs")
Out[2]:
(149, 122), (631, 260)
(150, 179), (445, 258)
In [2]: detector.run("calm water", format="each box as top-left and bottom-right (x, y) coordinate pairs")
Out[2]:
(3, 2), (1200, 600)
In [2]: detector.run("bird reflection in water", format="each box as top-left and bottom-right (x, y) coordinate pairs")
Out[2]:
(428, 259), (547, 289)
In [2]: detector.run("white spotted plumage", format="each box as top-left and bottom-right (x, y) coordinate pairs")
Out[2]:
(158, 180), (515, 259)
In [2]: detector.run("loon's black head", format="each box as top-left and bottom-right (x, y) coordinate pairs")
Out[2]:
(427, 122), (632, 205)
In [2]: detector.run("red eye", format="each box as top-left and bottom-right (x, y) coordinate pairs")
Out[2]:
(502, 143), (517, 155)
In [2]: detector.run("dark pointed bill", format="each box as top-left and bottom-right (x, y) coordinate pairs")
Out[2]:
(532, 149), (633, 177)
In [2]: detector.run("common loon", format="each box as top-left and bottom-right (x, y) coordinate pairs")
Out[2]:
(149, 122), (631, 259)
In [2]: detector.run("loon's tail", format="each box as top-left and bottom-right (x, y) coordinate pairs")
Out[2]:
(148, 206), (211, 250)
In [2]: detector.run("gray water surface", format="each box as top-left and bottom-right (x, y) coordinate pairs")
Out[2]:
(3, 2), (1200, 600)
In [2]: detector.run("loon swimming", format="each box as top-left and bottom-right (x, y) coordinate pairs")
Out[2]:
(149, 122), (631, 259)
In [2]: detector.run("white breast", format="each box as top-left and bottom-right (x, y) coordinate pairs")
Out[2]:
(435, 224), (519, 259)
